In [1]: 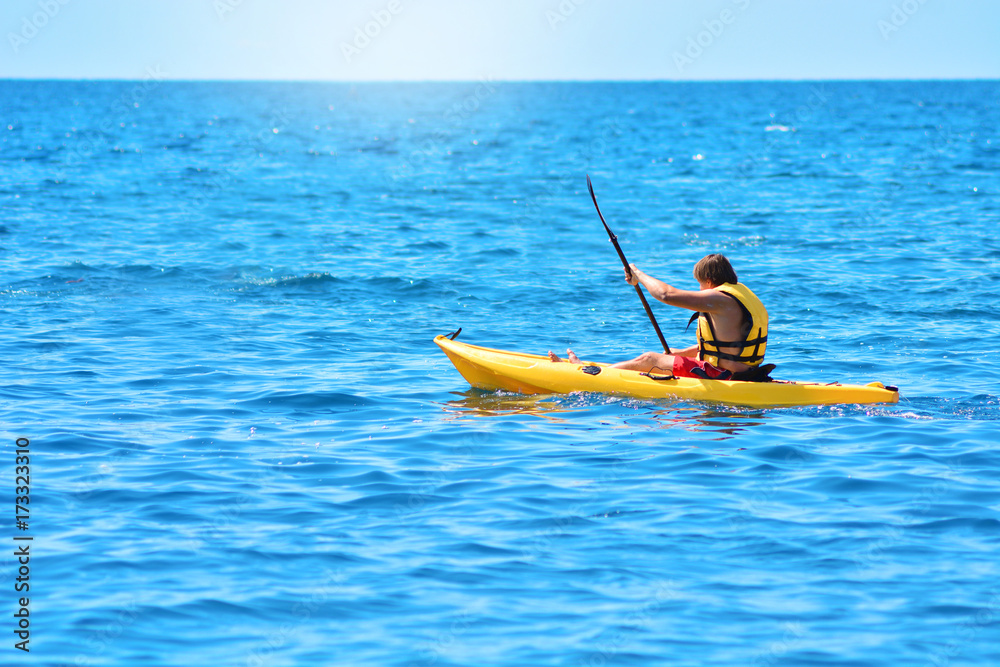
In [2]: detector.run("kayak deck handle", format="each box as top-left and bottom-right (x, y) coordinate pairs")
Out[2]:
(446, 328), (462, 340)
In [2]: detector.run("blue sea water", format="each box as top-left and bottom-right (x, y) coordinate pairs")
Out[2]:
(1, 79), (999, 666)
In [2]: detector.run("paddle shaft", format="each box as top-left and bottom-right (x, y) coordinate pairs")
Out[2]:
(586, 175), (671, 355)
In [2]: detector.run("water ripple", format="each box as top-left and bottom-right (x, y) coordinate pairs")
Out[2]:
(2, 79), (998, 666)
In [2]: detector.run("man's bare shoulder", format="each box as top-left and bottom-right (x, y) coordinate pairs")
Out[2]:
(700, 287), (740, 314)
(664, 287), (723, 312)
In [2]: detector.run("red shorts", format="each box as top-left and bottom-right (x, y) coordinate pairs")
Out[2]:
(672, 356), (733, 380)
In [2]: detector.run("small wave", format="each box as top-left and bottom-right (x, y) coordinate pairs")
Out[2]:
(343, 492), (450, 510)
(236, 390), (375, 410)
(891, 395), (1000, 421)
(411, 240), (450, 250)
(233, 271), (343, 290)
(475, 247), (520, 257)
(272, 272), (341, 287)
(908, 517), (1000, 534)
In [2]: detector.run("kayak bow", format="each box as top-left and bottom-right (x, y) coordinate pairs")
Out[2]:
(435, 335), (899, 408)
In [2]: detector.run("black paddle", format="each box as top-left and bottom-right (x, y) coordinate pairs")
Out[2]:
(586, 174), (670, 354)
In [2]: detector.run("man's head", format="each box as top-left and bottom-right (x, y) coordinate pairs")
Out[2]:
(693, 253), (738, 289)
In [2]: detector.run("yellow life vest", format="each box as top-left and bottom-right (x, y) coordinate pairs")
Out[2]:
(695, 282), (768, 367)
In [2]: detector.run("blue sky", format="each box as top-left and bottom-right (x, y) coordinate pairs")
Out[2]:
(2, 0), (998, 80)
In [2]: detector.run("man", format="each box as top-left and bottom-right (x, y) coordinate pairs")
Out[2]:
(548, 254), (769, 380)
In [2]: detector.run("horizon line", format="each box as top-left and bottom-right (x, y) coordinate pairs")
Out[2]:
(1, 76), (998, 84)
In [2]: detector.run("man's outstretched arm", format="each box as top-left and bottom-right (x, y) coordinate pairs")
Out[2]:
(626, 264), (733, 313)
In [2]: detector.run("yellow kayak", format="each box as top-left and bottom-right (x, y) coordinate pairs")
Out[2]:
(435, 334), (899, 408)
